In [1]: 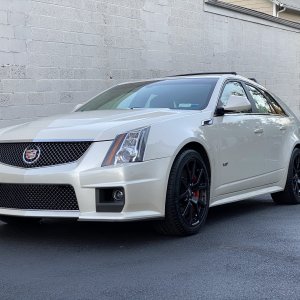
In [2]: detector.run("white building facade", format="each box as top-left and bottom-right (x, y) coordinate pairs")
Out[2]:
(0, 0), (299, 127)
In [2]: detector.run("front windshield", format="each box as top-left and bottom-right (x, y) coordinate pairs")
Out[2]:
(78, 78), (218, 111)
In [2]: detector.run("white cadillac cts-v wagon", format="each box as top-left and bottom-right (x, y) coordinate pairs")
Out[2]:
(0, 72), (299, 235)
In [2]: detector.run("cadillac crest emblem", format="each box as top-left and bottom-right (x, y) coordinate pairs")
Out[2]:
(23, 145), (41, 164)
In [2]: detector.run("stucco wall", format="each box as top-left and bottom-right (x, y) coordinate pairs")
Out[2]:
(0, 0), (299, 128)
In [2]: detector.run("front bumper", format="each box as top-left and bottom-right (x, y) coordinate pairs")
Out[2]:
(0, 141), (172, 221)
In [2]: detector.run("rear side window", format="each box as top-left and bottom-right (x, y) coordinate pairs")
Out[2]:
(246, 85), (276, 114)
(264, 92), (286, 116)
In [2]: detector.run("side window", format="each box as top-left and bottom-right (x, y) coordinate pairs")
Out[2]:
(246, 85), (276, 114)
(219, 81), (247, 107)
(264, 92), (287, 116)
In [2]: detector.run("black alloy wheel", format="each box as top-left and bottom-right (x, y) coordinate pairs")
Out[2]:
(292, 153), (300, 198)
(179, 155), (208, 227)
(272, 148), (300, 204)
(155, 149), (210, 236)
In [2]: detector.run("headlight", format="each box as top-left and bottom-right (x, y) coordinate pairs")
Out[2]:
(102, 127), (150, 166)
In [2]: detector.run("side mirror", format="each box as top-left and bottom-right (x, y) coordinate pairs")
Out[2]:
(216, 95), (251, 116)
(73, 103), (83, 112)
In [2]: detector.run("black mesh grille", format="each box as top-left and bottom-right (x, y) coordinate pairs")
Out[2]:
(0, 142), (92, 168)
(0, 184), (79, 210)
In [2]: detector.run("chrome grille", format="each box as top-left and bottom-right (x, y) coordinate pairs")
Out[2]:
(0, 142), (92, 168)
(0, 183), (79, 210)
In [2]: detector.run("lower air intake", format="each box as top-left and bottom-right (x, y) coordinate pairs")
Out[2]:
(0, 183), (79, 211)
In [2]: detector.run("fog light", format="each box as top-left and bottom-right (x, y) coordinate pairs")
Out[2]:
(112, 189), (125, 202)
(96, 187), (125, 212)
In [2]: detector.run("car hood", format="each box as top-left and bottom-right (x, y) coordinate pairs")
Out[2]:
(0, 109), (206, 142)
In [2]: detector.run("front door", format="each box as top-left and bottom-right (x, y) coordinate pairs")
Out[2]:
(211, 81), (267, 197)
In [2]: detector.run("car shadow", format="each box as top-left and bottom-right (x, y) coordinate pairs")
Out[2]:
(206, 196), (274, 225)
(0, 196), (275, 247)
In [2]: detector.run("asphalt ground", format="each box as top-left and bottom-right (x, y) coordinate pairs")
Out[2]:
(0, 194), (299, 300)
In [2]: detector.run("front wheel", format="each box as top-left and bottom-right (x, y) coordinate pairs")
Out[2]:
(271, 148), (300, 204)
(155, 149), (210, 236)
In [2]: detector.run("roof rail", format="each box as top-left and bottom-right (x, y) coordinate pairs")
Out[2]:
(169, 72), (237, 77)
(248, 78), (258, 83)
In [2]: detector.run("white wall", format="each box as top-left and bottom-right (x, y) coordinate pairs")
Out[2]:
(0, 0), (299, 128)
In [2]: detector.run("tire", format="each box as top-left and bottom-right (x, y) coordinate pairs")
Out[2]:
(271, 148), (300, 204)
(0, 215), (41, 225)
(155, 149), (210, 236)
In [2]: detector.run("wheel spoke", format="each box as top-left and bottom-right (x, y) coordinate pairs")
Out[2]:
(191, 182), (207, 192)
(293, 181), (299, 193)
(185, 160), (195, 182)
(293, 166), (300, 175)
(190, 201), (200, 221)
(190, 197), (205, 208)
(180, 177), (188, 189)
(191, 160), (196, 179)
(190, 198), (198, 206)
(193, 168), (203, 186)
(181, 202), (191, 217)
(192, 198), (202, 212)
(185, 164), (191, 182)
(188, 202), (194, 225)
(180, 190), (189, 200)
(293, 182), (297, 192)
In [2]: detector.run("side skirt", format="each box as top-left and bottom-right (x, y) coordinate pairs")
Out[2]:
(210, 185), (283, 208)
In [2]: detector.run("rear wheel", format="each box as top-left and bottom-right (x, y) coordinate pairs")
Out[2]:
(0, 216), (41, 225)
(155, 149), (210, 236)
(271, 148), (300, 204)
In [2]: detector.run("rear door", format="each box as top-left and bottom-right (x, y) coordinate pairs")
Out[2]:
(245, 84), (292, 183)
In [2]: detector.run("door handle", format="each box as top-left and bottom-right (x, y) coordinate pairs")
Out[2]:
(279, 126), (286, 131)
(254, 128), (264, 134)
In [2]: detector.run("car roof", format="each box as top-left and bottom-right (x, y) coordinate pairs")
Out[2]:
(166, 73), (266, 90)
(119, 73), (267, 91)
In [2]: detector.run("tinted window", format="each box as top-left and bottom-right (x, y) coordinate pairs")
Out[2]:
(78, 78), (218, 111)
(246, 85), (275, 114)
(219, 81), (247, 106)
